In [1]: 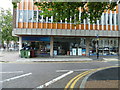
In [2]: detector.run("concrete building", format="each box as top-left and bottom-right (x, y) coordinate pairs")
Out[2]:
(12, 0), (120, 58)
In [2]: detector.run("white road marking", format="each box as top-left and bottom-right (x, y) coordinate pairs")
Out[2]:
(56, 69), (91, 73)
(115, 64), (119, 66)
(0, 73), (32, 83)
(0, 71), (23, 74)
(36, 71), (73, 88)
(103, 58), (118, 61)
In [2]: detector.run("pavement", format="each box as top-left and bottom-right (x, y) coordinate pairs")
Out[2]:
(0, 51), (119, 62)
(83, 67), (120, 89)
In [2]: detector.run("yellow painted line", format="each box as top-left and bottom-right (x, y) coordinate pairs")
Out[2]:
(65, 66), (120, 90)
(64, 70), (95, 90)
(70, 66), (120, 89)
(69, 69), (98, 89)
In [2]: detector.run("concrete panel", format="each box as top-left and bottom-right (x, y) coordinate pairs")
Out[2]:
(102, 31), (104, 36)
(118, 4), (120, 31)
(101, 30), (104, 36)
(26, 29), (32, 35)
(21, 29), (27, 34)
(76, 30), (81, 36)
(89, 30), (94, 36)
(66, 29), (71, 35)
(107, 31), (110, 36)
(61, 29), (67, 35)
(99, 31), (102, 36)
(94, 30), (99, 36)
(12, 30), (15, 36)
(111, 31), (116, 37)
(111, 31), (114, 36)
(12, 29), (17, 36)
(107, 31), (109, 36)
(71, 30), (75, 36)
(46, 29), (51, 35)
(41, 29), (47, 35)
(51, 29), (57, 35)
(115, 31), (118, 37)
(88, 30), (91, 36)
(17, 29), (22, 34)
(81, 30), (85, 36)
(103, 31), (106, 36)
(118, 31), (120, 37)
(15, 29), (17, 35)
(14, 28), (118, 37)
(31, 29), (37, 35)
(86, 30), (90, 36)
(36, 29), (41, 35)
(56, 29), (61, 35)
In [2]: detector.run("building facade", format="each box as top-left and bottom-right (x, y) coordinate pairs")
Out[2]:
(12, 0), (120, 57)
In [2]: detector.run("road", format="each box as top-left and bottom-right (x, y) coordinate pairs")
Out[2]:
(0, 60), (119, 89)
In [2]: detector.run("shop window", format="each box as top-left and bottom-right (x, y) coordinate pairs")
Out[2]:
(86, 19), (88, 24)
(18, 10), (23, 22)
(112, 14), (114, 25)
(110, 40), (112, 46)
(116, 14), (118, 25)
(114, 40), (117, 46)
(99, 19), (101, 25)
(33, 11), (37, 22)
(28, 10), (32, 22)
(38, 11), (42, 22)
(108, 14), (110, 25)
(23, 10), (27, 22)
(104, 13), (106, 25)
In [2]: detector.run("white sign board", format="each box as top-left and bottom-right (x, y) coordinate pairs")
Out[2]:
(72, 48), (76, 55)
(54, 50), (57, 56)
(78, 48), (82, 55)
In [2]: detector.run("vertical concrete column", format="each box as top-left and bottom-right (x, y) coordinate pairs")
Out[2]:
(118, 38), (120, 59)
(86, 38), (90, 56)
(118, 4), (120, 59)
(50, 36), (54, 57)
(19, 36), (22, 55)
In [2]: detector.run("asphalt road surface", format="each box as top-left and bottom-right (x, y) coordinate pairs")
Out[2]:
(0, 60), (119, 89)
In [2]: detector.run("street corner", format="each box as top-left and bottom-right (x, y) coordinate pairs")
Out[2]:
(82, 66), (120, 89)
(103, 58), (120, 61)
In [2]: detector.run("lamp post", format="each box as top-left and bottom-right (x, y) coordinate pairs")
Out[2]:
(0, 28), (2, 49)
(96, 34), (99, 59)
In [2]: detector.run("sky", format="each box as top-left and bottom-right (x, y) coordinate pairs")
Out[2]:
(0, 0), (13, 12)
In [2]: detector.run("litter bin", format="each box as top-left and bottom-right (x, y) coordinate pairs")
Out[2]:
(25, 50), (31, 58)
(20, 49), (25, 58)
(30, 50), (35, 58)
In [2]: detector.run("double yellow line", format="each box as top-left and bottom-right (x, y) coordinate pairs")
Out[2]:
(64, 66), (119, 90)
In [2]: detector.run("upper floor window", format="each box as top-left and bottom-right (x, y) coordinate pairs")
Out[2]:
(23, 10), (27, 22)
(116, 14), (118, 25)
(108, 14), (110, 25)
(28, 10), (32, 22)
(17, 10), (118, 25)
(18, 10), (23, 22)
(33, 11), (37, 22)
(112, 14), (114, 25)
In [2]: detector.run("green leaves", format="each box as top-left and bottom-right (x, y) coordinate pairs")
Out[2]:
(34, 2), (117, 24)
(0, 8), (18, 44)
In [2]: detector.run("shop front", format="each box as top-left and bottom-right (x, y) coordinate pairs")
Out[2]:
(20, 36), (118, 57)
(53, 37), (118, 56)
(22, 36), (50, 57)
(53, 37), (87, 56)
(89, 38), (118, 56)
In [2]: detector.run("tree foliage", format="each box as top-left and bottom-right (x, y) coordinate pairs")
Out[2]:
(0, 8), (18, 45)
(34, 2), (118, 23)
(12, 1), (119, 23)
